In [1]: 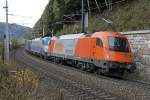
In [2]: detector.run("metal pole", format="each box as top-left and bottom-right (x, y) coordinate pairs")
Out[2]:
(87, 0), (91, 15)
(95, 0), (101, 13)
(4, 0), (9, 64)
(42, 20), (45, 37)
(105, 0), (108, 9)
(84, 12), (88, 32)
(81, 0), (85, 33)
(43, 27), (45, 37)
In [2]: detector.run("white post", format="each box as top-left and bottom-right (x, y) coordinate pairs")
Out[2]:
(43, 26), (45, 37)
(4, 0), (9, 64)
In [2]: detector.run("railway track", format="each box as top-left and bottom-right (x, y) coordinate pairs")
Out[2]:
(25, 50), (150, 90)
(13, 49), (150, 100)
(15, 50), (122, 100)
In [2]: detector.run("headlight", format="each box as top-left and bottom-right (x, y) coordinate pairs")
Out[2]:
(106, 55), (110, 59)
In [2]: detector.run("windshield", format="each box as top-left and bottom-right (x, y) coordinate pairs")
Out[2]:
(108, 36), (129, 52)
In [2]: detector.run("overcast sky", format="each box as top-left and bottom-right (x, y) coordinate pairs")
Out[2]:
(0, 0), (49, 27)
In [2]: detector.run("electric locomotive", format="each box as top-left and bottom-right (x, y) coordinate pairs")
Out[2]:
(25, 37), (51, 58)
(48, 32), (136, 76)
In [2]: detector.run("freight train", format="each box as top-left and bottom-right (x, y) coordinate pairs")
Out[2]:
(25, 32), (136, 77)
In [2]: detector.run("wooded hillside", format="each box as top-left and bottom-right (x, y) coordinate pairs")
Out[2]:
(32, 0), (150, 36)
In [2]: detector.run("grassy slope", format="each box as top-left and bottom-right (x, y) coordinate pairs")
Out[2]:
(56, 0), (150, 35)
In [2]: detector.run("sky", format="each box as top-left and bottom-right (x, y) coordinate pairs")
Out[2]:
(0, 0), (49, 27)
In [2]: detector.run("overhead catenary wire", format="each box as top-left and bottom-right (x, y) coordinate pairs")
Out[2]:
(105, 0), (112, 10)
(87, 0), (126, 11)
(85, 0), (127, 25)
(108, 0), (113, 10)
(93, 0), (113, 24)
(94, 0), (101, 13)
(87, 0), (91, 15)
(32, 0), (127, 37)
(105, 0), (108, 8)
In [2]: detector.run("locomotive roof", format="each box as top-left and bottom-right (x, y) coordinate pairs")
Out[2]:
(59, 33), (84, 39)
(57, 32), (127, 40)
(92, 31), (127, 38)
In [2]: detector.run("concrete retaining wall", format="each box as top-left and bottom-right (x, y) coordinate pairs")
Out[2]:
(121, 30), (150, 81)
(122, 31), (150, 65)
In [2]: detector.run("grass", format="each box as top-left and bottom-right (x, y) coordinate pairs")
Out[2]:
(0, 60), (65, 100)
(0, 42), (4, 60)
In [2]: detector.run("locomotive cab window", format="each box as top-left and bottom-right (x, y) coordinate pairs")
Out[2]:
(108, 36), (129, 52)
(96, 38), (103, 47)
